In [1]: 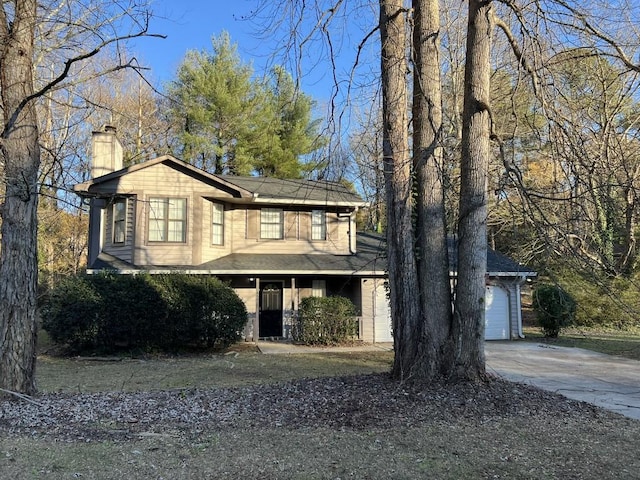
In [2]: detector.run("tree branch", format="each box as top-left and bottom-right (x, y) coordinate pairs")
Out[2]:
(3, 19), (165, 137)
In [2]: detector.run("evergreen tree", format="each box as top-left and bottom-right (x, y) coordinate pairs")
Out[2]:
(168, 33), (323, 178)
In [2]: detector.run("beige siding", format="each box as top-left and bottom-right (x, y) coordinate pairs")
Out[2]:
(246, 209), (258, 239)
(360, 279), (375, 343)
(229, 208), (351, 256)
(285, 211), (298, 240)
(95, 163), (236, 197)
(93, 163), (356, 264)
(235, 286), (258, 340)
(300, 211), (311, 241)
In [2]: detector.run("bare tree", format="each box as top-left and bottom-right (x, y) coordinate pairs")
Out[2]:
(0, 0), (41, 396)
(378, 0), (423, 381)
(0, 0), (160, 396)
(412, 0), (453, 378)
(451, 0), (493, 381)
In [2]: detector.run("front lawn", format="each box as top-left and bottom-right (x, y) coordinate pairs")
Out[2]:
(1, 346), (638, 479)
(523, 327), (640, 361)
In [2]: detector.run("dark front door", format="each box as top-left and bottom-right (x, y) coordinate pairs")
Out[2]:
(259, 283), (283, 337)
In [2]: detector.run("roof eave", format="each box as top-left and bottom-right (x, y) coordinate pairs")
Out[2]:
(87, 267), (385, 276)
(252, 197), (368, 208)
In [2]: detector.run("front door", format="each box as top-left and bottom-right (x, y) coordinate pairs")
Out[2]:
(259, 282), (283, 338)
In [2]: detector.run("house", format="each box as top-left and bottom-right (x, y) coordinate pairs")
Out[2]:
(74, 126), (535, 343)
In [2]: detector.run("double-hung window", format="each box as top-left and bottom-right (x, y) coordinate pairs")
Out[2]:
(211, 202), (224, 245)
(311, 209), (326, 241)
(148, 197), (187, 243)
(112, 198), (127, 244)
(260, 208), (283, 239)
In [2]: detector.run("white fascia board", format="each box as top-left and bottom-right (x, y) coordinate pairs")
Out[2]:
(487, 271), (537, 277)
(87, 268), (385, 276)
(449, 270), (537, 278)
(252, 197), (369, 208)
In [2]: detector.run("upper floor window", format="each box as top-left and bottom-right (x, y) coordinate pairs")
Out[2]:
(311, 209), (326, 241)
(260, 208), (283, 239)
(113, 198), (127, 244)
(211, 202), (224, 245)
(148, 197), (186, 243)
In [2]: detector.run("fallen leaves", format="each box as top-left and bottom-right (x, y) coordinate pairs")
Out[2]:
(0, 373), (609, 443)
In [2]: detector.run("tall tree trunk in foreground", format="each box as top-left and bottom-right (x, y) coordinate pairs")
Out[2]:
(380, 0), (422, 381)
(452, 0), (493, 381)
(0, 0), (41, 396)
(412, 0), (453, 378)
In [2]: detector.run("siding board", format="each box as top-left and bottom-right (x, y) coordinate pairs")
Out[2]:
(285, 211), (298, 240)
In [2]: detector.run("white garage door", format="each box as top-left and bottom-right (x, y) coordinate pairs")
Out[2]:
(485, 285), (510, 340)
(373, 284), (510, 342)
(374, 283), (394, 343)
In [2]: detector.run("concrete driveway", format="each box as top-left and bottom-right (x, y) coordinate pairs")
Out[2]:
(486, 341), (640, 420)
(258, 340), (640, 420)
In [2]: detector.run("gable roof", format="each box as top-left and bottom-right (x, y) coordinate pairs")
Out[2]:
(219, 175), (364, 206)
(73, 155), (253, 199)
(74, 155), (366, 207)
(445, 236), (536, 276)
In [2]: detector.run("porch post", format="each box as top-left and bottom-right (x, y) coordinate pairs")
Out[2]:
(254, 277), (260, 343)
(291, 277), (297, 310)
(291, 277), (297, 339)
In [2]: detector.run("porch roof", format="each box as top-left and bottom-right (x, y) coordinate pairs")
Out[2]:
(89, 232), (387, 276)
(88, 232), (535, 278)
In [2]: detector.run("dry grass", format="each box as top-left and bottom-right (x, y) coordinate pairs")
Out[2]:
(1, 345), (639, 479)
(35, 346), (394, 393)
(523, 327), (640, 361)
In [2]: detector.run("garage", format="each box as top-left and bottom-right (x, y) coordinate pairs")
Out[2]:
(373, 281), (394, 343)
(372, 284), (513, 342)
(485, 285), (510, 340)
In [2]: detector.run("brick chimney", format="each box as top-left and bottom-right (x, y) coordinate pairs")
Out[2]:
(91, 125), (123, 178)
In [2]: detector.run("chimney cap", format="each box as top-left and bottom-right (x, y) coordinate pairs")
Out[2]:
(92, 124), (117, 135)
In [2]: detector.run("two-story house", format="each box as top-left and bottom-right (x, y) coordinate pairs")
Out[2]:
(74, 126), (534, 342)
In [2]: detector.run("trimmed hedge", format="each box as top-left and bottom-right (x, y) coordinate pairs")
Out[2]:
(293, 296), (358, 345)
(532, 283), (577, 338)
(41, 273), (247, 354)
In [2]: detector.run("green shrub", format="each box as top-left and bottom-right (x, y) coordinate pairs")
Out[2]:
(554, 268), (640, 329)
(40, 274), (103, 352)
(149, 274), (248, 349)
(294, 296), (358, 345)
(532, 283), (577, 337)
(41, 273), (247, 354)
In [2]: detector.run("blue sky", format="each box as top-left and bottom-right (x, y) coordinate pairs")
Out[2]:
(133, 1), (261, 83)
(131, 0), (379, 109)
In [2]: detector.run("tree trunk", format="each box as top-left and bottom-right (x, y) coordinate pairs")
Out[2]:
(380, 0), (422, 381)
(452, 0), (493, 382)
(412, 0), (453, 378)
(0, 0), (41, 396)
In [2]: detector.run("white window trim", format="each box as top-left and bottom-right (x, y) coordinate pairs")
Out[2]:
(211, 202), (224, 246)
(112, 198), (127, 244)
(148, 197), (187, 243)
(311, 209), (327, 241)
(260, 208), (284, 240)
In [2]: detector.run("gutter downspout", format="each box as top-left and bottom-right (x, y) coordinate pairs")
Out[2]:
(516, 275), (526, 339)
(349, 208), (357, 254)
